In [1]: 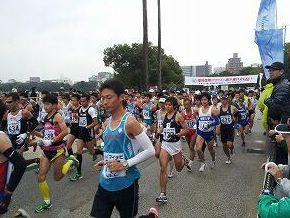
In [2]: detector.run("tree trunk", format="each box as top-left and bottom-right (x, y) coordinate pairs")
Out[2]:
(143, 0), (149, 90)
(157, 0), (162, 90)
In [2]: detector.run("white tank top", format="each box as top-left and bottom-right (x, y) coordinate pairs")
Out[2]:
(198, 106), (214, 132)
(7, 110), (22, 135)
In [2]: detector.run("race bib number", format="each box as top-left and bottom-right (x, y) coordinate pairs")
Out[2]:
(7, 120), (21, 135)
(220, 115), (232, 125)
(142, 110), (151, 120)
(102, 152), (126, 179)
(198, 120), (211, 132)
(240, 112), (247, 120)
(163, 126), (176, 141)
(44, 129), (55, 141)
(79, 117), (87, 127)
(186, 119), (196, 129)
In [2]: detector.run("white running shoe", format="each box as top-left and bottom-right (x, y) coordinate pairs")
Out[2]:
(210, 160), (215, 169)
(225, 159), (232, 164)
(156, 192), (168, 203)
(168, 169), (175, 178)
(187, 160), (194, 172)
(199, 162), (206, 172)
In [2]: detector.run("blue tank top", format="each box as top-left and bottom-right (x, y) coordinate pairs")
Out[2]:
(237, 103), (248, 123)
(142, 102), (154, 125)
(99, 112), (140, 191)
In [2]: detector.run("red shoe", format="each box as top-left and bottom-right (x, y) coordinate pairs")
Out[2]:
(149, 207), (158, 218)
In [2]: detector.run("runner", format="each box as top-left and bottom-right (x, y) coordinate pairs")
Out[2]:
(60, 93), (71, 126)
(66, 93), (80, 156)
(91, 79), (154, 218)
(182, 98), (198, 170)
(33, 94), (79, 213)
(141, 94), (156, 140)
(218, 94), (238, 164)
(0, 131), (26, 214)
(3, 92), (39, 155)
(156, 97), (189, 203)
(70, 94), (99, 181)
(236, 93), (250, 147)
(196, 92), (220, 172)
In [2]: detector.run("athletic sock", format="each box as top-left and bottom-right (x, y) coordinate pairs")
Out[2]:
(39, 181), (50, 203)
(62, 160), (73, 175)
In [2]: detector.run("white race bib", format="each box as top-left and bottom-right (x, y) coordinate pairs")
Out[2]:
(79, 117), (87, 127)
(8, 120), (21, 135)
(102, 152), (126, 179)
(142, 110), (150, 120)
(220, 115), (232, 125)
(43, 129), (55, 142)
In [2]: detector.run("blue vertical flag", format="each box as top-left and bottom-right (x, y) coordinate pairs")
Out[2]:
(256, 0), (277, 31)
(255, 29), (284, 78)
(255, 0), (284, 79)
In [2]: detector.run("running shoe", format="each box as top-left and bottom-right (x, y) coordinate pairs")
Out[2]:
(199, 162), (206, 172)
(210, 160), (215, 169)
(225, 159), (232, 164)
(168, 169), (175, 178)
(156, 193), (167, 203)
(187, 160), (194, 172)
(67, 155), (79, 172)
(149, 207), (159, 218)
(35, 201), (52, 213)
(69, 172), (83, 181)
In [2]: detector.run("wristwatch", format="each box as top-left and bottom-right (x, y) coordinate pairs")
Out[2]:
(122, 161), (129, 170)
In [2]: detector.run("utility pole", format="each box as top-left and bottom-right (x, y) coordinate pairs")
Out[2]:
(143, 0), (149, 90)
(157, 0), (162, 90)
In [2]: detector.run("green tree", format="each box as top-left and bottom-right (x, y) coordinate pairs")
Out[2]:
(103, 43), (183, 89)
(72, 81), (98, 93)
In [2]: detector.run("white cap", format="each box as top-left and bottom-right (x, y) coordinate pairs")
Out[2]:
(159, 98), (166, 103)
(149, 89), (155, 93)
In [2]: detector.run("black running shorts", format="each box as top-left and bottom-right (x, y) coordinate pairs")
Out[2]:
(90, 180), (139, 218)
(221, 128), (235, 143)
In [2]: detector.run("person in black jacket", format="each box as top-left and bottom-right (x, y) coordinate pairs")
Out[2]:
(264, 62), (290, 125)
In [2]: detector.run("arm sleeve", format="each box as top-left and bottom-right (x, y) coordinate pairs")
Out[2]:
(258, 194), (290, 218)
(88, 107), (97, 119)
(127, 131), (155, 168)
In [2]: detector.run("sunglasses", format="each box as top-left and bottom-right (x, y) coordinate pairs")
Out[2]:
(5, 101), (13, 104)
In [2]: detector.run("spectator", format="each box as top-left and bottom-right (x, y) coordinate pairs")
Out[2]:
(264, 62), (290, 128)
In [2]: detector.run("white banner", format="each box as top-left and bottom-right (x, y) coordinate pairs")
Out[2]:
(185, 75), (259, 86)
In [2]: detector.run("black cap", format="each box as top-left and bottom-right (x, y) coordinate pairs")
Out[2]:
(265, 62), (285, 70)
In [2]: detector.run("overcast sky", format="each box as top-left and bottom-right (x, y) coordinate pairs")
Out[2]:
(0, 0), (289, 83)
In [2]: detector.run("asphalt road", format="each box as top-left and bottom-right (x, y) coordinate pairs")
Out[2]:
(4, 114), (266, 218)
